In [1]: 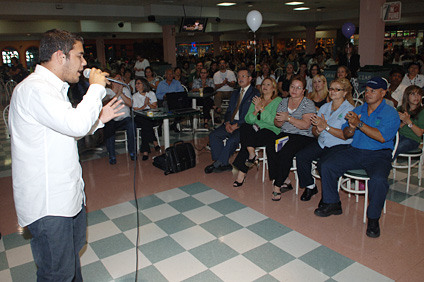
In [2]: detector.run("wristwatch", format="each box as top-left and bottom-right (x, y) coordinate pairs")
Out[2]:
(408, 123), (413, 128)
(357, 121), (364, 129)
(325, 126), (331, 132)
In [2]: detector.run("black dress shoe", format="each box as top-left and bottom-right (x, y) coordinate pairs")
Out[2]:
(301, 187), (318, 201)
(314, 202), (342, 217)
(214, 164), (233, 172)
(366, 218), (380, 238)
(204, 164), (216, 174)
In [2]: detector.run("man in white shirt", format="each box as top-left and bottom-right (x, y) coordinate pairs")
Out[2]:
(213, 59), (237, 116)
(401, 62), (424, 88)
(134, 54), (150, 77)
(9, 29), (123, 281)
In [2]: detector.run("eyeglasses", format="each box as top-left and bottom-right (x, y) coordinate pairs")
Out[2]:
(329, 88), (344, 92)
(290, 85), (303, 91)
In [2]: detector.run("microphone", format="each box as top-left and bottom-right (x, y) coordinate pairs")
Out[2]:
(83, 69), (129, 87)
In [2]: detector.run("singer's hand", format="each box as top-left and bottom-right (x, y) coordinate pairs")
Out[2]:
(89, 68), (109, 87)
(99, 97), (124, 123)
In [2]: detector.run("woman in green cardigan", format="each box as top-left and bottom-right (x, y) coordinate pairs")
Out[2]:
(232, 77), (282, 187)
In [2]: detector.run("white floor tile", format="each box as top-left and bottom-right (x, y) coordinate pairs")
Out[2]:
(220, 228), (267, 254)
(87, 221), (121, 243)
(192, 189), (228, 205)
(124, 223), (167, 246)
(0, 269), (12, 282)
(400, 196), (424, 212)
(102, 202), (136, 220)
(182, 205), (222, 225)
(80, 244), (99, 266)
(155, 188), (189, 202)
(271, 231), (320, 258)
(211, 255), (266, 282)
(5, 244), (33, 268)
(101, 249), (151, 279)
(226, 207), (267, 227)
(141, 203), (179, 222)
(270, 259), (329, 282)
(171, 226), (215, 250)
(332, 262), (394, 282)
(155, 251), (207, 282)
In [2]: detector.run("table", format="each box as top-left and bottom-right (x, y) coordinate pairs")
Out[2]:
(133, 108), (200, 149)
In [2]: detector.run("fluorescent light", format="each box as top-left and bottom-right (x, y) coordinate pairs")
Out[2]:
(294, 7), (310, 10)
(217, 2), (237, 6)
(285, 1), (304, 5)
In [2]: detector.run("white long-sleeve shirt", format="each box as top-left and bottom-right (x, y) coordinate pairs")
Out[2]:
(9, 65), (106, 227)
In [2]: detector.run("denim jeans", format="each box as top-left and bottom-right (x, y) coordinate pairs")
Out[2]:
(393, 135), (420, 160)
(27, 206), (86, 282)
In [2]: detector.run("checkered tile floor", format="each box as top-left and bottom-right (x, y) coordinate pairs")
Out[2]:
(0, 183), (393, 282)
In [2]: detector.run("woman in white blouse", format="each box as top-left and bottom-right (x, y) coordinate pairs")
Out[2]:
(133, 77), (160, 160)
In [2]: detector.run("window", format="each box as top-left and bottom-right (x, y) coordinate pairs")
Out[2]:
(26, 47), (39, 70)
(2, 48), (19, 66)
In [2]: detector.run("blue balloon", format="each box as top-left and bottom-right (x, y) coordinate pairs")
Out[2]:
(342, 22), (356, 38)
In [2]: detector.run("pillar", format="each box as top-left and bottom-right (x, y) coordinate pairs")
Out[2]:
(213, 34), (221, 57)
(162, 25), (177, 68)
(305, 25), (316, 55)
(358, 0), (386, 66)
(95, 38), (106, 68)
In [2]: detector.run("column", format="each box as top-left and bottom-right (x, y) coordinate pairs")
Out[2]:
(95, 38), (106, 68)
(358, 0), (386, 66)
(305, 25), (317, 55)
(162, 25), (177, 68)
(212, 33), (222, 57)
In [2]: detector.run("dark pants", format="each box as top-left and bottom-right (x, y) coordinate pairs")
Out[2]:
(135, 116), (157, 153)
(296, 142), (346, 188)
(233, 123), (276, 173)
(27, 206), (86, 282)
(104, 117), (136, 158)
(266, 133), (315, 187)
(394, 135), (420, 159)
(197, 97), (214, 120)
(209, 123), (240, 166)
(319, 145), (392, 219)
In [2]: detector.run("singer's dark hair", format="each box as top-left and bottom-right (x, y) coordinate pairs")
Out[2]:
(39, 29), (83, 63)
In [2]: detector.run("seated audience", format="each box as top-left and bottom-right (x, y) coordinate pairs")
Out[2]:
(213, 59), (237, 116)
(315, 77), (400, 238)
(156, 68), (184, 107)
(267, 75), (316, 201)
(132, 78), (161, 160)
(123, 68), (135, 93)
(307, 74), (329, 109)
(255, 62), (276, 90)
(192, 67), (215, 128)
(386, 67), (406, 107)
(232, 77), (282, 187)
(103, 72), (136, 164)
(395, 85), (424, 158)
(205, 68), (260, 173)
(401, 62), (424, 88)
(145, 66), (160, 92)
(296, 78), (354, 201)
(278, 62), (296, 97)
(174, 67), (187, 87)
(306, 63), (321, 94)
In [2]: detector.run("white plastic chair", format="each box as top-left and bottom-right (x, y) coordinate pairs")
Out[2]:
(337, 132), (399, 223)
(115, 130), (128, 152)
(3, 104), (10, 138)
(393, 136), (424, 193)
(5, 80), (17, 103)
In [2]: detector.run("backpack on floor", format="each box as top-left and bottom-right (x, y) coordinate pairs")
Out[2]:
(153, 141), (196, 175)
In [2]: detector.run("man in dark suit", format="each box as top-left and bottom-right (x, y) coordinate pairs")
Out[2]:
(205, 68), (260, 173)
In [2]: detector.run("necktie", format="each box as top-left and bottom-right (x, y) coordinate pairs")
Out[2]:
(231, 88), (245, 122)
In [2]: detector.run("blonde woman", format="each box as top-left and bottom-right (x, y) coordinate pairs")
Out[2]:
(307, 74), (329, 109)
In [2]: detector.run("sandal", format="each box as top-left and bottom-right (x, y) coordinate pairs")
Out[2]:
(245, 155), (257, 168)
(272, 191), (282, 201)
(233, 176), (246, 187)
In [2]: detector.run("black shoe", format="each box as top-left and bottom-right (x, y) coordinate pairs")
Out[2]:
(233, 176), (246, 187)
(204, 164), (215, 174)
(142, 155), (148, 161)
(130, 153), (136, 161)
(314, 202), (342, 217)
(301, 186), (318, 201)
(366, 218), (380, 238)
(245, 155), (258, 168)
(318, 198), (324, 208)
(214, 164), (233, 172)
(109, 157), (117, 165)
(280, 183), (293, 193)
(155, 145), (161, 152)
(171, 123), (181, 133)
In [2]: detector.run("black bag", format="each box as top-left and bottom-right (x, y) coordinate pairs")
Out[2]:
(152, 141), (196, 175)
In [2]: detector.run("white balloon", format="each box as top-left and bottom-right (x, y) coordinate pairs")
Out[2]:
(246, 10), (262, 32)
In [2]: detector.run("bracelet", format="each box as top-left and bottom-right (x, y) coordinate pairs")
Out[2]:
(288, 116), (291, 122)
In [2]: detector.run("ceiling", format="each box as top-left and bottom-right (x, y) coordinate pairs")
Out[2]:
(1, 1), (424, 41)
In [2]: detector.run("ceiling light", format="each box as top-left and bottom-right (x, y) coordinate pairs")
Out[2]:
(217, 2), (237, 6)
(285, 1), (304, 5)
(294, 7), (310, 10)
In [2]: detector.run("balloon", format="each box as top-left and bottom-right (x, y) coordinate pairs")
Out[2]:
(246, 10), (263, 32)
(342, 22), (356, 38)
